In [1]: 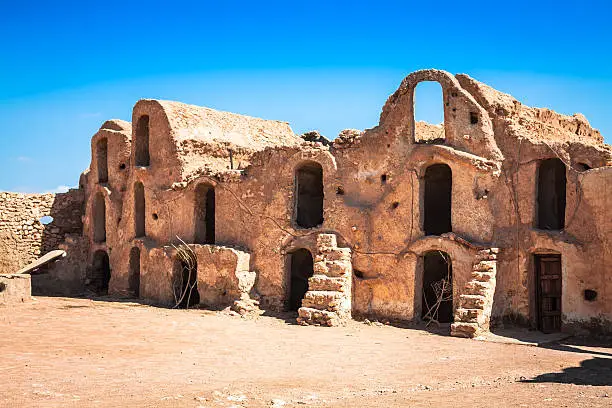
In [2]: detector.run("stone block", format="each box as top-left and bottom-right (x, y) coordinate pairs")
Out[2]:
(0, 274), (31, 304)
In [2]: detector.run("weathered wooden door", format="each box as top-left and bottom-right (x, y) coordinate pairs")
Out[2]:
(536, 255), (562, 333)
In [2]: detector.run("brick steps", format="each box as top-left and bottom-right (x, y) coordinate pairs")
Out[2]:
(451, 248), (499, 339)
(298, 234), (352, 326)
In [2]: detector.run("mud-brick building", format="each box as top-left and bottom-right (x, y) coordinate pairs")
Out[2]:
(2, 69), (611, 337)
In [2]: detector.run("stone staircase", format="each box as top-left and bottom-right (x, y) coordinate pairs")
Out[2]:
(451, 248), (498, 338)
(297, 234), (352, 326)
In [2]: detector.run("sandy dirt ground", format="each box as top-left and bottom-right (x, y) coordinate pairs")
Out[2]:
(1, 297), (611, 408)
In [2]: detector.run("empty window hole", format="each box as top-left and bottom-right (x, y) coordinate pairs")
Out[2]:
(470, 112), (479, 125)
(584, 289), (597, 302)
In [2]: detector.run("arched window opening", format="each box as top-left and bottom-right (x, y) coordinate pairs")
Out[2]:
(414, 81), (445, 143)
(423, 163), (452, 235)
(537, 158), (566, 230)
(173, 255), (199, 308)
(93, 193), (106, 243)
(134, 115), (150, 167)
(295, 162), (324, 228)
(89, 250), (111, 295)
(288, 248), (314, 311)
(128, 247), (140, 297)
(134, 182), (146, 238)
(96, 138), (108, 183)
(421, 251), (453, 323)
(194, 184), (215, 244)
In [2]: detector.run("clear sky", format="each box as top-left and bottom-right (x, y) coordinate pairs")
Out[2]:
(1, 0), (610, 193)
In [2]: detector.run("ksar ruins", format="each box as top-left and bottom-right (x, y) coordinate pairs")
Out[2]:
(1, 69), (611, 337)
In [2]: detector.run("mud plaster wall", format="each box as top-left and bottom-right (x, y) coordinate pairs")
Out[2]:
(77, 70), (612, 333)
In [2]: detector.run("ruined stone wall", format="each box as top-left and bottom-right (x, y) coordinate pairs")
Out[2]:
(0, 190), (86, 294)
(0, 191), (83, 273)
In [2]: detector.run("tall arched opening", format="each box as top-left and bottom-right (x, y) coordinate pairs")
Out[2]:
(93, 192), (106, 243)
(96, 138), (108, 183)
(134, 115), (150, 166)
(537, 158), (566, 230)
(413, 81), (445, 143)
(173, 255), (199, 308)
(295, 162), (324, 228)
(423, 163), (452, 236)
(128, 247), (141, 297)
(194, 183), (215, 244)
(90, 250), (111, 295)
(287, 248), (314, 311)
(420, 250), (453, 323)
(134, 182), (145, 238)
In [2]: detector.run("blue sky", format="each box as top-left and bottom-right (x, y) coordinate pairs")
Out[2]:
(1, 1), (610, 193)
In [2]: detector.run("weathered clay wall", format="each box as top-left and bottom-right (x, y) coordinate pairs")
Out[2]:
(76, 69), (612, 334)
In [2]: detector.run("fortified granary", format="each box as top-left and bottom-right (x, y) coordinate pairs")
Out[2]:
(2, 69), (611, 338)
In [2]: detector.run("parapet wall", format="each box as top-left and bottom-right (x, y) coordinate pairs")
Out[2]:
(0, 190), (84, 274)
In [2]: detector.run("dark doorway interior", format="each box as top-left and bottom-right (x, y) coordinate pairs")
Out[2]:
(134, 182), (145, 238)
(194, 184), (215, 244)
(535, 254), (562, 333)
(295, 162), (324, 228)
(423, 163), (452, 235)
(537, 158), (566, 230)
(135, 115), (150, 166)
(288, 248), (314, 311)
(96, 138), (108, 183)
(175, 258), (199, 308)
(93, 193), (106, 243)
(128, 247), (140, 297)
(90, 250), (111, 295)
(421, 251), (453, 323)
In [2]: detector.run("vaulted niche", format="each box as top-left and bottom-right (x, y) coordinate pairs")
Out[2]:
(414, 81), (445, 143)
(90, 250), (111, 295)
(537, 158), (566, 230)
(93, 192), (106, 243)
(128, 247), (140, 297)
(134, 115), (150, 167)
(194, 183), (215, 244)
(134, 182), (146, 238)
(96, 138), (108, 183)
(295, 162), (324, 228)
(288, 248), (314, 311)
(423, 163), (452, 235)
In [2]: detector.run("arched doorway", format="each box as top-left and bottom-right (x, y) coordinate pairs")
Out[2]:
(93, 193), (106, 243)
(194, 183), (215, 244)
(90, 250), (111, 295)
(134, 115), (150, 166)
(96, 138), (108, 183)
(295, 162), (324, 228)
(537, 158), (566, 230)
(421, 251), (453, 323)
(128, 247), (140, 297)
(174, 256), (199, 308)
(288, 248), (314, 311)
(423, 163), (452, 235)
(134, 182), (145, 238)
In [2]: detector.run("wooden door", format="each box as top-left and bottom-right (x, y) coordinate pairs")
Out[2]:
(536, 255), (562, 333)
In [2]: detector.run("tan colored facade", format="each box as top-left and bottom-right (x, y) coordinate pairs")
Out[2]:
(3, 69), (611, 336)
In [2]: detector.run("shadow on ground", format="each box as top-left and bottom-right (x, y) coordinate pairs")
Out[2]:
(521, 357), (612, 386)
